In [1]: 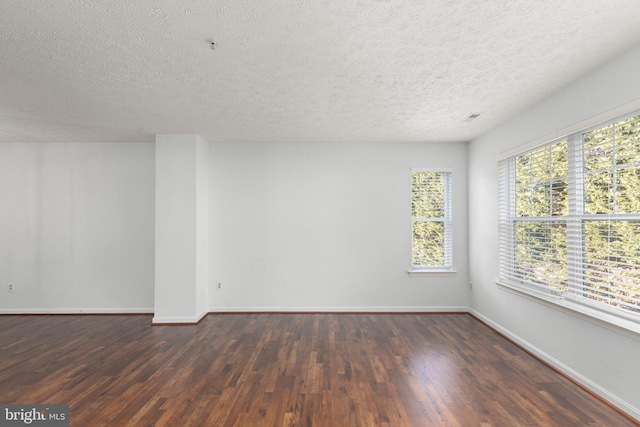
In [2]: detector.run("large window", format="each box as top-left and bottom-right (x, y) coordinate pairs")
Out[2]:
(499, 112), (640, 321)
(411, 169), (453, 271)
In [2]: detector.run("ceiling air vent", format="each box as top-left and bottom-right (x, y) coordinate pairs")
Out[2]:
(462, 113), (480, 123)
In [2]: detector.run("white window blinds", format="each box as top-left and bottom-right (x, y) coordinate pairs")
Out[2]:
(411, 169), (453, 270)
(499, 112), (640, 319)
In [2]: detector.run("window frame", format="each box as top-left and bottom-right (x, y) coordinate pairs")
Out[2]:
(409, 168), (455, 275)
(497, 110), (640, 334)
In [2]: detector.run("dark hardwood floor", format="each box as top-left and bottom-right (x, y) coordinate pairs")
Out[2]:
(0, 313), (635, 426)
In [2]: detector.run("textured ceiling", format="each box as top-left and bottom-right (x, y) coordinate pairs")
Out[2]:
(2, 0), (640, 143)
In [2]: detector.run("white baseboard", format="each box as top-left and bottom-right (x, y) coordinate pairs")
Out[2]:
(152, 310), (208, 325)
(209, 306), (470, 313)
(0, 308), (153, 314)
(469, 308), (640, 423)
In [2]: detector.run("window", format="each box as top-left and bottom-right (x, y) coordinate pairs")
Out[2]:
(411, 169), (453, 272)
(499, 111), (640, 323)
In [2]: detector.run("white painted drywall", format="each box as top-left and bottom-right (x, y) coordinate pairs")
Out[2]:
(468, 45), (640, 419)
(209, 141), (469, 311)
(195, 136), (210, 319)
(154, 134), (209, 323)
(0, 142), (154, 312)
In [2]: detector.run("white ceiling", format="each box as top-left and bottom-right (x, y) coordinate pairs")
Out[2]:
(2, 0), (640, 144)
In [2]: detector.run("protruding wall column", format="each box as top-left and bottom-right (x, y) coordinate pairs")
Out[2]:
(153, 134), (209, 324)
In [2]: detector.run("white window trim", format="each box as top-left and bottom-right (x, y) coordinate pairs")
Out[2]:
(409, 168), (455, 276)
(407, 269), (458, 277)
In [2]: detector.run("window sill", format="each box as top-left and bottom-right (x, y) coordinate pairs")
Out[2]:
(408, 269), (457, 277)
(495, 280), (640, 339)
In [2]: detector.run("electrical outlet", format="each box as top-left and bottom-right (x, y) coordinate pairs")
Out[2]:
(8, 283), (15, 292)
(217, 282), (222, 290)
(469, 283), (473, 290)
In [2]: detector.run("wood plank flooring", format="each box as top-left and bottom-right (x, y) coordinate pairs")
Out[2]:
(0, 313), (635, 426)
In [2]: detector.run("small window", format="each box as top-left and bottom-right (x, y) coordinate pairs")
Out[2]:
(411, 169), (453, 271)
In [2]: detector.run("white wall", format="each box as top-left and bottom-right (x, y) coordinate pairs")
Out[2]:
(154, 134), (209, 324)
(0, 139), (468, 315)
(209, 141), (469, 311)
(0, 142), (155, 312)
(468, 45), (640, 419)
(195, 136), (210, 319)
